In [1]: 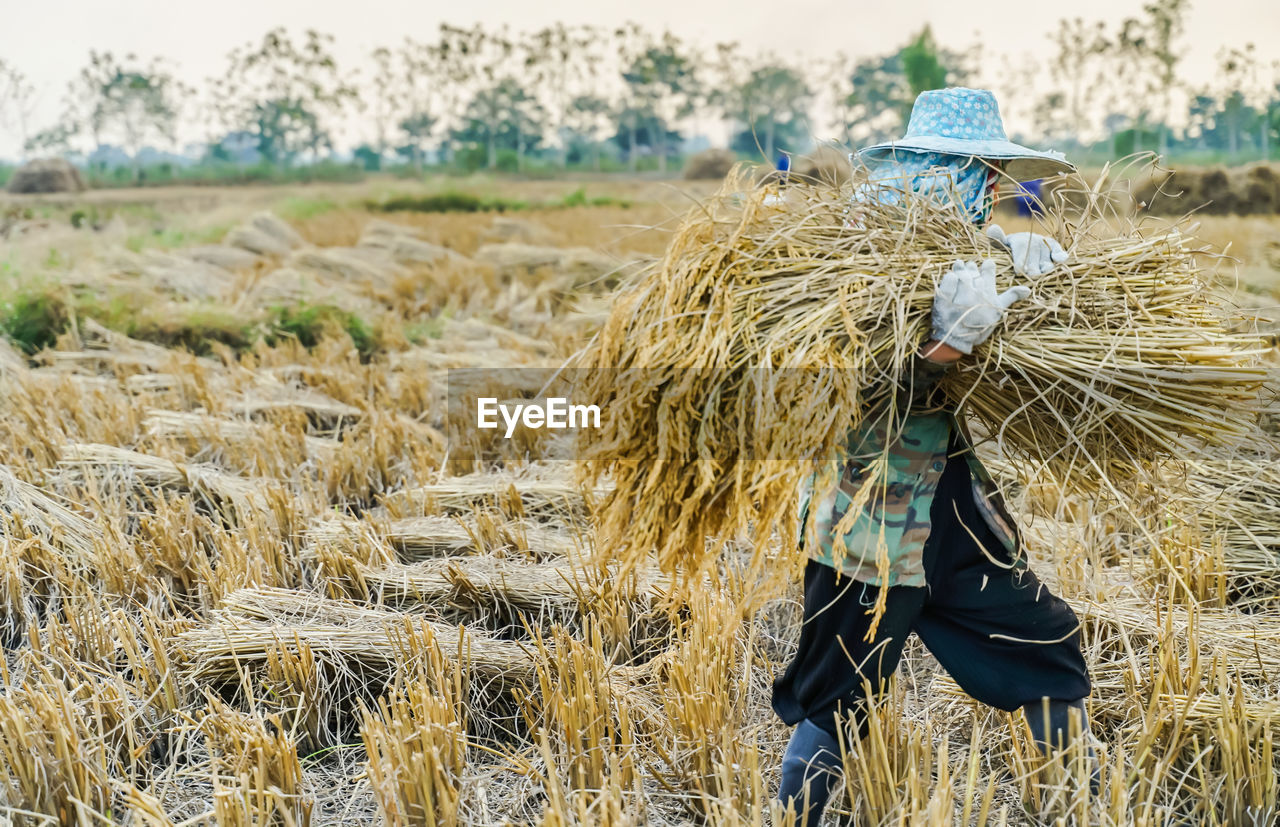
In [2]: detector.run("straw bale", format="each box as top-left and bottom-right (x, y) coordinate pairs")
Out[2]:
(225, 226), (291, 256)
(1136, 163), (1280, 216)
(6, 158), (85, 193)
(41, 320), (219, 378)
(792, 145), (853, 186)
(174, 586), (661, 739)
(1071, 593), (1280, 679)
(575, 166), (1268, 590)
(683, 148), (737, 180)
(248, 211), (306, 247)
(48, 350), (169, 373)
(139, 262), (235, 301)
(391, 349), (526, 371)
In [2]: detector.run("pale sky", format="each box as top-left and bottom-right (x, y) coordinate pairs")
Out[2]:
(3, 0), (1279, 159)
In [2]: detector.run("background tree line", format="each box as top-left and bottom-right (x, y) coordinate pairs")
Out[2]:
(0, 3), (1277, 186)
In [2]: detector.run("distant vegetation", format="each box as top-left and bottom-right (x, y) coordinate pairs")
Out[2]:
(1, 3), (1278, 189)
(367, 187), (629, 213)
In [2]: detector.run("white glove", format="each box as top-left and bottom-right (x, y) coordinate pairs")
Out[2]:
(986, 224), (1069, 279)
(931, 259), (1031, 355)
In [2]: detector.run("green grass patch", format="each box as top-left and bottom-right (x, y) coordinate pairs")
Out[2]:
(275, 196), (340, 221)
(366, 186), (629, 214)
(403, 313), (449, 344)
(555, 186), (631, 209)
(124, 223), (231, 253)
(1, 292), (69, 354)
(0, 285), (378, 361)
(263, 303), (376, 358)
(367, 190), (530, 213)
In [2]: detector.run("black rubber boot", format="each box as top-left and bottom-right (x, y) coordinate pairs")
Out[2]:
(1024, 697), (1101, 792)
(778, 719), (844, 826)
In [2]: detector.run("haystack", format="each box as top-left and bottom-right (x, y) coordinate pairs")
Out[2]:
(683, 149), (737, 181)
(1136, 163), (1280, 216)
(575, 167), (1267, 591)
(6, 159), (86, 194)
(792, 146), (853, 185)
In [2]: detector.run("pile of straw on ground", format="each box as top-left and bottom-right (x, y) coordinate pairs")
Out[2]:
(1136, 162), (1280, 216)
(1181, 443), (1280, 601)
(576, 168), (1268, 583)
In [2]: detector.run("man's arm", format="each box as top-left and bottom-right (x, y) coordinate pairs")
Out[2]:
(919, 339), (963, 365)
(899, 339), (960, 409)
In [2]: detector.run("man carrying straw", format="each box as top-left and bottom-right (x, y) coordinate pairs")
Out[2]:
(773, 87), (1094, 823)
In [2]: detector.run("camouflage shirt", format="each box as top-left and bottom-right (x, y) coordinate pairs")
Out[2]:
(798, 355), (1021, 587)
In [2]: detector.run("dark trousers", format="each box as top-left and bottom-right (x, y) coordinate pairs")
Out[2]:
(772, 453), (1090, 740)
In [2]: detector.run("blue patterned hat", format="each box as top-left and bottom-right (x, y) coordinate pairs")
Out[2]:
(856, 87), (1075, 182)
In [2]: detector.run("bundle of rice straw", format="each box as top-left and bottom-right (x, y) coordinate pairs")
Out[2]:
(575, 167), (1267, 586)
(0, 465), (101, 559)
(1180, 444), (1280, 602)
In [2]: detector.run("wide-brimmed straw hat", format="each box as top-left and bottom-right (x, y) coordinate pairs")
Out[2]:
(856, 87), (1076, 181)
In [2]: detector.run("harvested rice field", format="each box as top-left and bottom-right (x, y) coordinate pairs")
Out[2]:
(2, 175), (1280, 826)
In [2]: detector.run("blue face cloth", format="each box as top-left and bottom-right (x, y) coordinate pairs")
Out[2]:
(853, 151), (998, 225)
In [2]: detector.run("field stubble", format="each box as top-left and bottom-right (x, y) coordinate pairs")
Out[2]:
(0, 176), (1278, 825)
